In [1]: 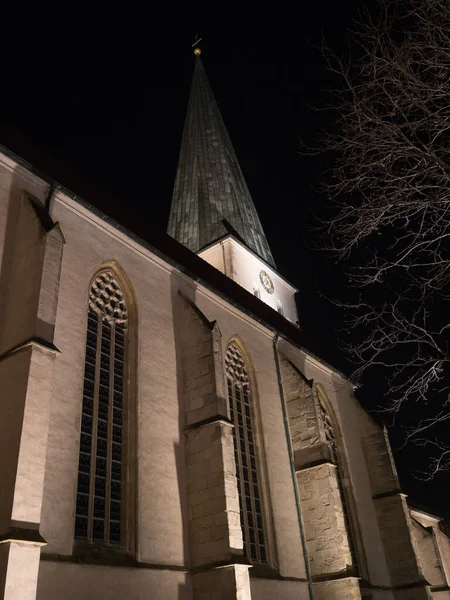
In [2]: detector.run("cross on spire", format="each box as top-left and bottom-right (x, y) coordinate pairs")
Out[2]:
(192, 33), (202, 55)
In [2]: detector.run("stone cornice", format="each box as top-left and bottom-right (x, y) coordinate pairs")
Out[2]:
(0, 527), (46, 547)
(0, 336), (60, 363)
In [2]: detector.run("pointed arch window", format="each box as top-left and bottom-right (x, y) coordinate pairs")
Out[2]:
(317, 389), (361, 576)
(75, 271), (129, 546)
(225, 342), (267, 564)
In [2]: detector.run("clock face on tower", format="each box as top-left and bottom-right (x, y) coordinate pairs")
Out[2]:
(259, 270), (274, 294)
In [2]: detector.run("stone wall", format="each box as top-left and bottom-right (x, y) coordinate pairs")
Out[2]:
(33, 184), (306, 597)
(0, 544), (41, 600)
(0, 176), (64, 599)
(297, 463), (352, 576)
(0, 193), (45, 354)
(410, 517), (445, 587)
(186, 421), (242, 565)
(281, 358), (330, 470)
(3, 150), (444, 598)
(362, 421), (431, 599)
(430, 591), (450, 600)
(436, 529), (450, 585)
(38, 191), (187, 568)
(279, 355), (360, 600)
(280, 357), (354, 576)
(194, 299), (307, 580)
(192, 565), (251, 600)
(178, 294), (228, 427)
(249, 577), (309, 599)
(393, 588), (432, 600)
(176, 296), (251, 598)
(374, 495), (425, 587)
(314, 577), (361, 600)
(37, 561), (191, 600)
(362, 426), (400, 498)
(281, 339), (404, 589)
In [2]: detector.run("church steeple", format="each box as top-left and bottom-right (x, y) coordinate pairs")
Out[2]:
(168, 51), (276, 268)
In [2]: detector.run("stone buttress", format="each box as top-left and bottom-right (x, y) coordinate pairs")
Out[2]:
(279, 356), (362, 600)
(362, 422), (432, 599)
(0, 185), (64, 600)
(176, 292), (251, 599)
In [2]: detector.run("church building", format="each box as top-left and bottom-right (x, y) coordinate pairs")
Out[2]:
(1, 48), (450, 600)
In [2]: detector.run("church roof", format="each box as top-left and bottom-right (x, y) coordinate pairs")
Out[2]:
(0, 126), (342, 380)
(168, 55), (276, 267)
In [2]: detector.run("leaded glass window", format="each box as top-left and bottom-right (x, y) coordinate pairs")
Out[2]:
(225, 342), (267, 564)
(317, 392), (360, 576)
(75, 271), (128, 546)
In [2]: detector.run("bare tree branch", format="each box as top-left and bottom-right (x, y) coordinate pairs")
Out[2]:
(316, 0), (450, 476)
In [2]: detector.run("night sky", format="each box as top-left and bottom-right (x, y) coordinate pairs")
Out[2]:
(2, 3), (449, 518)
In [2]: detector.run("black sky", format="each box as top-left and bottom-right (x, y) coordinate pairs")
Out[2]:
(2, 2), (449, 518)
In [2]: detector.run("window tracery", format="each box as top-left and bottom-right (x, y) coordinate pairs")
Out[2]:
(75, 271), (128, 546)
(225, 342), (267, 564)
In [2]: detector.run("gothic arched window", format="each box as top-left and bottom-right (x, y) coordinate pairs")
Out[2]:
(225, 342), (267, 564)
(75, 271), (129, 546)
(316, 387), (361, 576)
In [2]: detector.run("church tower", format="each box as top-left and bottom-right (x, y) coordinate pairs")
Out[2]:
(168, 48), (298, 323)
(1, 38), (449, 600)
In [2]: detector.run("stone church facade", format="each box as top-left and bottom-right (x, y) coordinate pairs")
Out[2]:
(0, 51), (449, 600)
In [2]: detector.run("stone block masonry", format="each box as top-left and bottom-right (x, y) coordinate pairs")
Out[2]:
(176, 294), (251, 599)
(280, 355), (363, 599)
(280, 357), (331, 471)
(191, 564), (251, 600)
(0, 188), (64, 599)
(362, 421), (431, 599)
(280, 358), (354, 576)
(178, 293), (228, 426)
(186, 421), (243, 566)
(313, 577), (361, 600)
(362, 427), (400, 497)
(297, 463), (352, 576)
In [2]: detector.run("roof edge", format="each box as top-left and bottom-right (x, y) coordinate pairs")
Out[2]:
(198, 233), (298, 293)
(0, 140), (351, 386)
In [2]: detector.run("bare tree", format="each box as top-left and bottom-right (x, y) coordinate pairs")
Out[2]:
(320, 0), (450, 477)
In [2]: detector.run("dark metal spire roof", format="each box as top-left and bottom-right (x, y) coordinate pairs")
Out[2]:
(168, 55), (276, 267)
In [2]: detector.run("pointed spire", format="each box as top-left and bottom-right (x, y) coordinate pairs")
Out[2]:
(168, 51), (276, 267)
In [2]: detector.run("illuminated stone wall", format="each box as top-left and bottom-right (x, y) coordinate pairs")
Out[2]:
(199, 237), (298, 323)
(1, 149), (449, 600)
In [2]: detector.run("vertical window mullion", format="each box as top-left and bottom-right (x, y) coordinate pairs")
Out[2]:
(236, 383), (254, 561)
(233, 382), (251, 559)
(225, 343), (267, 565)
(75, 271), (129, 549)
(92, 319), (110, 542)
(105, 321), (115, 544)
(241, 385), (261, 563)
(88, 312), (102, 543)
(111, 322), (125, 545)
(120, 329), (129, 545)
(75, 310), (98, 541)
